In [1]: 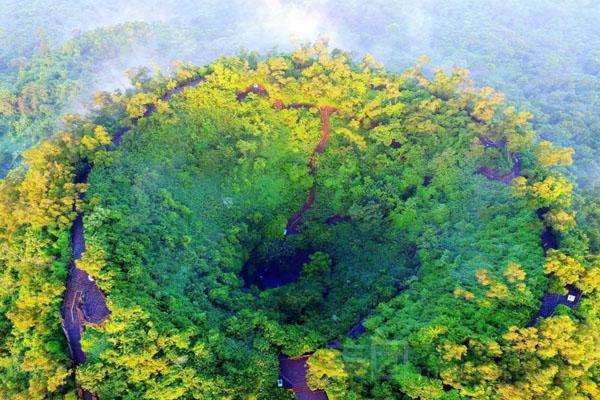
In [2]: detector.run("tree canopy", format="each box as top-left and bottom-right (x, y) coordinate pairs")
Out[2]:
(0, 42), (597, 400)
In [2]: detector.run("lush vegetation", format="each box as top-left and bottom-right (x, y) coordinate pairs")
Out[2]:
(0, 1), (599, 399)
(0, 41), (597, 399)
(0, 21), (193, 176)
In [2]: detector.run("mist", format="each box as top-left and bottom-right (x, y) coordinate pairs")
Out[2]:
(2, 0), (600, 183)
(10, 1), (598, 88)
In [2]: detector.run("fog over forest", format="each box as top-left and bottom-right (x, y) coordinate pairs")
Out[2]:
(2, 0), (600, 183)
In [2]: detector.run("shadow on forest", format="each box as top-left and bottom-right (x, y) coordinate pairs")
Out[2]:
(242, 246), (313, 290)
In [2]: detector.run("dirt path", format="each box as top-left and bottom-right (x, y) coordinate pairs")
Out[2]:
(236, 86), (340, 235)
(285, 106), (338, 235)
(61, 76), (205, 399)
(476, 152), (521, 184)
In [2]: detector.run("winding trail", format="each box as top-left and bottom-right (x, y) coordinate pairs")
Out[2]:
(61, 76), (205, 399)
(475, 137), (583, 325)
(238, 85), (341, 235)
(286, 106), (338, 235)
(275, 101), (337, 398)
(238, 87), (339, 398)
(476, 141), (522, 184)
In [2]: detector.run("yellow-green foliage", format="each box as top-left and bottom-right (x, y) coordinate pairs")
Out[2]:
(0, 42), (597, 400)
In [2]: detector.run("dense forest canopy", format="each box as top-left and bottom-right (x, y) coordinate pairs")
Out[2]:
(0, 1), (599, 399)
